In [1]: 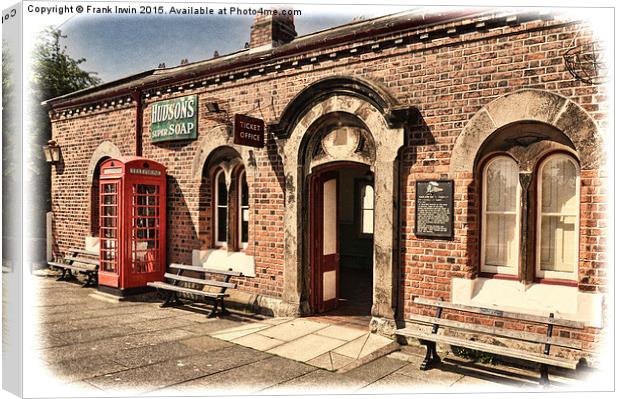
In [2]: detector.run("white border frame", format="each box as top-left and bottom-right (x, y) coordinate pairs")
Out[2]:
(238, 169), (249, 250)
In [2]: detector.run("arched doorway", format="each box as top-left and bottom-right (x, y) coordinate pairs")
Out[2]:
(309, 161), (374, 316)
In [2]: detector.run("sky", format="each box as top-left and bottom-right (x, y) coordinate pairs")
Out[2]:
(54, 6), (398, 83)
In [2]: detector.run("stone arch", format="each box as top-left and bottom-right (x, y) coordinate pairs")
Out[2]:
(450, 89), (603, 173)
(279, 92), (405, 327)
(191, 127), (258, 259)
(86, 141), (123, 239)
(87, 141), (123, 185)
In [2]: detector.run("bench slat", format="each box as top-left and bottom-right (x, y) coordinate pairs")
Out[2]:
(163, 273), (236, 289)
(409, 314), (583, 350)
(396, 328), (579, 369)
(414, 298), (584, 329)
(49, 261), (97, 272)
(169, 263), (242, 277)
(147, 281), (229, 298)
(64, 256), (100, 266)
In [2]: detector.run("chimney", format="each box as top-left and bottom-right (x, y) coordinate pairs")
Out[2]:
(249, 13), (297, 50)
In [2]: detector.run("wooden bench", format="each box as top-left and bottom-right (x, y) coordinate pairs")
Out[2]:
(147, 263), (242, 318)
(48, 248), (99, 287)
(396, 297), (586, 385)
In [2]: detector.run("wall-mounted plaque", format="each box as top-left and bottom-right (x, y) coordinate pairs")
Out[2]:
(234, 114), (265, 148)
(415, 180), (454, 238)
(150, 94), (197, 142)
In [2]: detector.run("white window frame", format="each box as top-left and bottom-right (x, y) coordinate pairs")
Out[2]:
(535, 154), (580, 281)
(238, 169), (249, 250)
(359, 182), (374, 236)
(214, 168), (228, 248)
(480, 155), (521, 276)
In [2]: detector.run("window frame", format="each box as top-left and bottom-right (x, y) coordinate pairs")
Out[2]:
(238, 168), (249, 250)
(213, 167), (228, 248)
(535, 153), (580, 282)
(480, 155), (521, 277)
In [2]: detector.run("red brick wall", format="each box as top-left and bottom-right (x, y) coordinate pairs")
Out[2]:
(50, 14), (607, 342)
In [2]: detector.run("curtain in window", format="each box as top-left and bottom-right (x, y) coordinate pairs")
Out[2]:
(239, 171), (249, 248)
(538, 156), (578, 275)
(482, 157), (520, 273)
(216, 170), (227, 246)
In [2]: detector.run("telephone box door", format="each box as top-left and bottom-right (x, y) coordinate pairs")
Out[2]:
(99, 180), (121, 287)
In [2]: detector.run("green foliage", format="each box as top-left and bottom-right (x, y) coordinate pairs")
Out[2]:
(32, 27), (101, 102)
(451, 346), (497, 364)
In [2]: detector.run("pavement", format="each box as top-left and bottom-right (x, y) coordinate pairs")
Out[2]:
(29, 273), (595, 397)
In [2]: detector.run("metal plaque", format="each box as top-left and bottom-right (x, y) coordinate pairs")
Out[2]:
(150, 94), (197, 142)
(234, 114), (265, 148)
(415, 180), (454, 238)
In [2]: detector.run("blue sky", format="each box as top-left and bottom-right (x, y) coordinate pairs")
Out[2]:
(58, 10), (385, 83)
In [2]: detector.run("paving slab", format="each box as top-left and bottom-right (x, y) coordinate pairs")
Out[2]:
(88, 345), (272, 394)
(231, 332), (285, 351)
(112, 341), (202, 369)
(164, 354), (316, 394)
(178, 335), (235, 352)
(358, 371), (445, 393)
(395, 362), (464, 386)
(263, 369), (361, 393)
(45, 354), (128, 383)
(333, 332), (393, 359)
(307, 351), (356, 371)
(50, 325), (132, 345)
(258, 319), (330, 341)
(179, 318), (240, 334)
(210, 322), (271, 340)
(267, 333), (346, 362)
(123, 316), (197, 332)
(41, 328), (197, 364)
(343, 356), (409, 386)
(315, 324), (368, 341)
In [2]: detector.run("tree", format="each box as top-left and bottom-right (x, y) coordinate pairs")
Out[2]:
(27, 28), (101, 266)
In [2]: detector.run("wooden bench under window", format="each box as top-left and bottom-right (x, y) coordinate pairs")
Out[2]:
(396, 297), (586, 385)
(147, 263), (242, 318)
(48, 248), (99, 287)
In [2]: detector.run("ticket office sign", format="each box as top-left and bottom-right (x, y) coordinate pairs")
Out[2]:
(234, 114), (265, 148)
(150, 95), (198, 142)
(415, 180), (454, 238)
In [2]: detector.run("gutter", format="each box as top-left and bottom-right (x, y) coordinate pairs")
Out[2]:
(42, 9), (485, 111)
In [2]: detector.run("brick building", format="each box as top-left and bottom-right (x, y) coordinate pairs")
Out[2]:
(44, 9), (608, 361)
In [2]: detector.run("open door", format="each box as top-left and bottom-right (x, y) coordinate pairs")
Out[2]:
(311, 170), (339, 312)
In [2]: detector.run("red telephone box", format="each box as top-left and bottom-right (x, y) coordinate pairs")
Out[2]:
(98, 157), (167, 294)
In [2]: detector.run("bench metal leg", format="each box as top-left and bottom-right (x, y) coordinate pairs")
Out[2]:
(420, 341), (441, 370)
(219, 298), (230, 316)
(160, 292), (183, 308)
(56, 268), (67, 281)
(82, 272), (97, 288)
(540, 364), (550, 386)
(207, 298), (220, 318)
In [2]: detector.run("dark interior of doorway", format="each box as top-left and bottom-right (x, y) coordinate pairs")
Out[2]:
(332, 166), (373, 317)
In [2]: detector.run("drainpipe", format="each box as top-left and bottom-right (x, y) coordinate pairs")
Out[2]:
(133, 90), (143, 157)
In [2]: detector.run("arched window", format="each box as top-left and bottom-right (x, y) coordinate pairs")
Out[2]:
(481, 156), (520, 275)
(536, 154), (580, 280)
(238, 169), (249, 249)
(214, 168), (228, 248)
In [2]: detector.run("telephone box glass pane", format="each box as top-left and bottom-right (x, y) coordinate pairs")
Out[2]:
(100, 182), (119, 273)
(131, 184), (160, 274)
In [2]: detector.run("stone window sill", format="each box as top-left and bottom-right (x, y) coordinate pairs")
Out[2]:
(451, 277), (604, 328)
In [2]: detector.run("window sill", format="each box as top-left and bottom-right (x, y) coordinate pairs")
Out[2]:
(451, 277), (604, 328)
(191, 248), (256, 277)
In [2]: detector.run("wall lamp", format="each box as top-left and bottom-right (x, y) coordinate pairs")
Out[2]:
(42, 140), (62, 164)
(206, 102), (221, 113)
